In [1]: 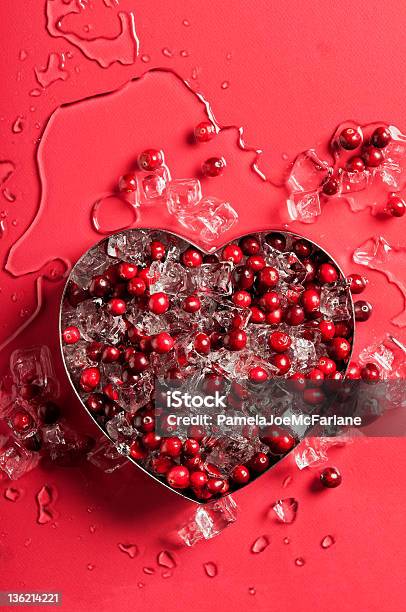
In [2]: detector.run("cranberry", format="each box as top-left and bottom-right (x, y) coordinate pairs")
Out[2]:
(285, 305), (305, 326)
(184, 456), (204, 471)
(182, 247), (203, 268)
(317, 263), (338, 284)
(329, 337), (351, 361)
(260, 428), (295, 454)
(346, 362), (361, 379)
(150, 240), (166, 260)
(318, 356), (336, 376)
(259, 291), (280, 312)
(266, 232), (286, 251)
(129, 440), (147, 461)
(361, 362), (380, 383)
(354, 300), (372, 322)
(148, 292), (170, 314)
(151, 332), (174, 354)
(320, 466), (342, 488)
(266, 308), (283, 325)
(293, 239), (312, 259)
(272, 353), (291, 375)
(233, 265), (255, 289)
(118, 173), (137, 193)
(138, 149), (163, 171)
(258, 266), (279, 288)
(371, 126), (391, 148)
(118, 262), (138, 280)
(249, 452), (270, 473)
(103, 383), (119, 401)
(80, 367), (100, 392)
(334, 321), (351, 338)
(268, 331), (291, 353)
(194, 121), (216, 142)
(289, 372), (306, 392)
(387, 194), (406, 217)
(86, 393), (105, 415)
(187, 425), (205, 442)
(190, 470), (208, 488)
(249, 306), (266, 324)
(224, 329), (247, 351)
(151, 455), (174, 474)
(303, 387), (325, 405)
(246, 255), (266, 271)
(339, 127), (362, 150)
(202, 156), (226, 177)
(194, 332), (211, 354)
(347, 273), (367, 294)
(301, 289), (320, 313)
(346, 156), (365, 173)
(322, 176), (340, 196)
(101, 346), (121, 363)
(89, 275), (111, 298)
(128, 352), (150, 373)
(38, 401), (61, 424)
(62, 326), (80, 344)
(249, 366), (268, 383)
(206, 477), (225, 494)
(127, 276), (146, 296)
(138, 266), (159, 287)
(140, 433), (161, 450)
(67, 281), (88, 307)
(231, 465), (250, 484)
(134, 411), (155, 433)
(319, 320), (335, 341)
(302, 259), (317, 282)
(362, 146), (384, 167)
(203, 254), (219, 264)
(107, 298), (126, 316)
(182, 295), (201, 312)
(307, 368), (325, 386)
(232, 290), (252, 308)
(12, 410), (33, 432)
(166, 465), (190, 489)
(183, 439), (200, 456)
(240, 236), (261, 255)
(222, 244), (243, 264)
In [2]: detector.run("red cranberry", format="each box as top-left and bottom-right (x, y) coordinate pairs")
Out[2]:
(160, 437), (183, 458)
(354, 300), (372, 322)
(266, 232), (286, 251)
(38, 401), (61, 424)
(190, 470), (208, 488)
(150, 240), (166, 260)
(101, 345), (121, 363)
(107, 298), (126, 316)
(127, 276), (146, 296)
(293, 239), (312, 259)
(103, 383), (119, 401)
(233, 265), (255, 289)
(142, 432), (162, 450)
(249, 366), (268, 383)
(138, 149), (163, 171)
(166, 465), (190, 489)
(151, 332), (174, 354)
(80, 367), (100, 391)
(319, 320), (335, 341)
(285, 305), (305, 326)
(387, 194), (406, 217)
(339, 127), (362, 150)
(151, 455), (174, 474)
(303, 387), (325, 405)
(289, 372), (306, 392)
(258, 266), (279, 288)
(183, 439), (200, 456)
(129, 440), (147, 461)
(347, 273), (367, 294)
(259, 291), (280, 312)
(222, 244), (243, 263)
(231, 465), (250, 484)
(240, 236), (261, 255)
(194, 121), (216, 142)
(307, 368), (325, 386)
(182, 247), (203, 268)
(62, 326), (80, 344)
(203, 254), (219, 264)
(182, 295), (201, 312)
(138, 266), (159, 287)
(89, 275), (111, 298)
(320, 466), (342, 488)
(118, 173), (137, 193)
(322, 176), (340, 196)
(224, 329), (247, 351)
(268, 331), (291, 352)
(134, 410), (155, 433)
(194, 332), (211, 354)
(118, 262), (138, 280)
(206, 477), (225, 494)
(329, 337), (351, 361)
(260, 428), (295, 454)
(128, 352), (150, 373)
(266, 308), (283, 325)
(148, 292), (170, 314)
(361, 362), (380, 383)
(362, 146), (384, 167)
(184, 456), (204, 471)
(246, 255), (266, 271)
(346, 362), (361, 379)
(12, 410), (33, 432)
(272, 353), (291, 375)
(249, 306), (266, 324)
(371, 126), (391, 149)
(301, 289), (320, 313)
(202, 156), (226, 177)
(334, 321), (351, 338)
(317, 263), (338, 284)
(346, 156), (365, 173)
(318, 356), (336, 376)
(249, 452), (270, 473)
(86, 393), (105, 415)
(232, 290), (252, 308)
(67, 281), (88, 307)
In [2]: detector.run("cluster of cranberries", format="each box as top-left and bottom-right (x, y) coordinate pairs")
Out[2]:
(62, 230), (358, 500)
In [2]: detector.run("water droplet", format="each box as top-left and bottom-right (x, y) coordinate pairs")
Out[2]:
(221, 81), (230, 90)
(12, 117), (24, 133)
(283, 537), (290, 545)
(251, 535), (269, 554)
(91, 194), (138, 234)
(162, 47), (173, 58)
(143, 567), (155, 575)
(11, 220), (17, 227)
(141, 54), (150, 63)
(29, 89), (42, 97)
(161, 570), (172, 579)
(180, 50), (189, 58)
(11, 293), (17, 303)
(321, 535), (335, 549)
(19, 50), (28, 61)
(36, 485), (55, 525)
(35, 52), (69, 89)
(248, 587), (256, 596)
(4, 487), (21, 502)
(24, 538), (32, 547)
(295, 557), (305, 567)
(191, 66), (200, 80)
(89, 525), (96, 534)
(226, 52), (232, 61)
(282, 152), (289, 161)
(282, 475), (293, 488)
(271, 498), (298, 524)
(157, 550), (176, 569)
(203, 562), (218, 578)
(17, 71), (22, 82)
(2, 188), (15, 203)
(0, 219), (6, 238)
(118, 543), (138, 558)
(87, 563), (95, 571)
(0, 160), (15, 185)
(137, 582), (145, 589)
(182, 19), (190, 27)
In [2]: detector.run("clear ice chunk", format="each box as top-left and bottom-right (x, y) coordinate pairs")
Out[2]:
(294, 437), (329, 470)
(10, 345), (60, 399)
(271, 497), (298, 523)
(379, 161), (404, 190)
(166, 178), (202, 216)
(76, 299), (126, 344)
(87, 437), (128, 473)
(148, 261), (188, 295)
(320, 283), (351, 321)
(204, 436), (257, 475)
(0, 438), (40, 480)
(190, 263), (233, 296)
(71, 246), (112, 289)
(136, 167), (170, 204)
(287, 150), (330, 193)
(178, 197), (238, 243)
(106, 230), (149, 263)
(359, 340), (394, 377)
(290, 336), (317, 371)
(287, 191), (321, 223)
(178, 496), (237, 546)
(106, 412), (134, 440)
(340, 170), (372, 194)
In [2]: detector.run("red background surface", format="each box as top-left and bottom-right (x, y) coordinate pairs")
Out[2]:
(0, 1), (405, 610)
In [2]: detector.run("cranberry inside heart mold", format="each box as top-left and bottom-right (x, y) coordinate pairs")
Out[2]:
(60, 229), (354, 502)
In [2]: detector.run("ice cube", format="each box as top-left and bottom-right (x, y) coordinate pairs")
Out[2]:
(320, 283), (351, 321)
(106, 412), (134, 440)
(290, 336), (317, 370)
(379, 161), (404, 190)
(76, 300), (126, 344)
(137, 166), (171, 204)
(287, 150), (330, 193)
(0, 438), (40, 480)
(87, 437), (128, 473)
(10, 345), (60, 399)
(204, 436), (257, 475)
(41, 422), (89, 464)
(287, 191), (321, 223)
(178, 496), (237, 546)
(294, 437), (329, 470)
(148, 261), (188, 295)
(340, 170), (372, 194)
(271, 497), (298, 523)
(190, 263), (233, 296)
(179, 197), (238, 243)
(71, 245), (112, 289)
(359, 340), (394, 377)
(167, 179), (202, 216)
(106, 230), (149, 262)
